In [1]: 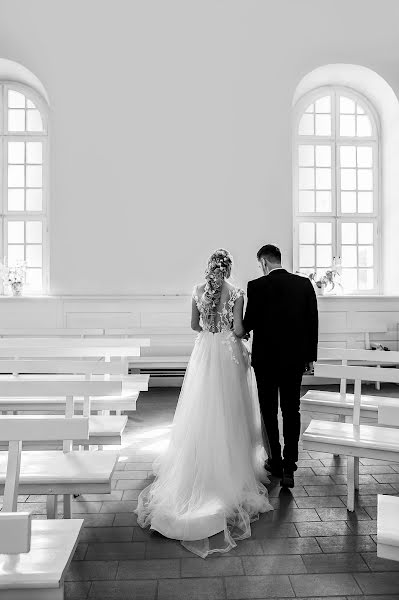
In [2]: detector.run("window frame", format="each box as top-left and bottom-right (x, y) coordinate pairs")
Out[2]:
(0, 81), (50, 295)
(293, 85), (381, 295)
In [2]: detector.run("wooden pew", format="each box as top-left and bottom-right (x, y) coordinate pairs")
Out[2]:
(302, 347), (399, 422)
(0, 378), (128, 446)
(0, 360), (149, 414)
(0, 415), (85, 599)
(377, 494), (399, 562)
(0, 381), (121, 517)
(0, 328), (104, 338)
(302, 363), (399, 511)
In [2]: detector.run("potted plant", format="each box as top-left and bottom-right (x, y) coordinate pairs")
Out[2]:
(0, 261), (27, 296)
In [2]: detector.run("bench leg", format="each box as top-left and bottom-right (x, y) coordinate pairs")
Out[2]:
(334, 415), (346, 457)
(347, 456), (359, 512)
(63, 494), (72, 518)
(46, 495), (57, 519)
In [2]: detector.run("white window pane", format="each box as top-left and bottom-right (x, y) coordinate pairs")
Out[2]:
(357, 115), (372, 137)
(340, 146), (356, 167)
(358, 169), (373, 191)
(342, 222), (357, 244)
(315, 168), (331, 190)
(298, 191), (315, 212)
(26, 245), (42, 268)
(8, 189), (25, 211)
(8, 165), (25, 188)
(341, 192), (357, 213)
(358, 269), (374, 290)
(299, 245), (315, 267)
(305, 103), (314, 114)
(299, 114), (314, 135)
(315, 96), (331, 113)
(25, 269), (42, 291)
(26, 110), (43, 132)
(26, 189), (43, 212)
(358, 246), (373, 267)
(340, 115), (356, 137)
(8, 142), (25, 164)
(26, 142), (43, 164)
(7, 245), (25, 266)
(342, 268), (358, 291)
(315, 114), (331, 136)
(298, 145), (314, 167)
(316, 222), (332, 244)
(8, 221), (24, 243)
(8, 110), (25, 132)
(357, 146), (373, 168)
(340, 97), (356, 114)
(299, 222), (315, 244)
(316, 191), (332, 212)
(341, 169), (356, 190)
(8, 90), (25, 108)
(358, 192), (373, 213)
(26, 166), (42, 188)
(342, 245), (357, 267)
(317, 245), (332, 267)
(26, 99), (35, 109)
(358, 222), (373, 244)
(299, 168), (314, 189)
(315, 145), (331, 167)
(26, 221), (42, 243)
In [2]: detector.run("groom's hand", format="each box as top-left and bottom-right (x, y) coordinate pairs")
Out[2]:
(242, 332), (250, 341)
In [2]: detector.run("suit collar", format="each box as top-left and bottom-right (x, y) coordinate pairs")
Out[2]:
(268, 268), (287, 276)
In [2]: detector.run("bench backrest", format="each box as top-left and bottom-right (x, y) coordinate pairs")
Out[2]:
(314, 363), (399, 426)
(0, 328), (104, 337)
(0, 512), (31, 554)
(0, 379), (122, 397)
(317, 347), (399, 395)
(0, 346), (141, 358)
(0, 359), (128, 375)
(1, 415), (89, 514)
(0, 337), (150, 348)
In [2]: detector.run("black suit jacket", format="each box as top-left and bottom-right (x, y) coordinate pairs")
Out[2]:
(243, 269), (318, 370)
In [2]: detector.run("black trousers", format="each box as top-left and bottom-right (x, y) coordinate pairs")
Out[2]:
(254, 363), (303, 472)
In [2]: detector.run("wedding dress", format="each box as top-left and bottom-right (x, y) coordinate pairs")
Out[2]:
(135, 284), (273, 558)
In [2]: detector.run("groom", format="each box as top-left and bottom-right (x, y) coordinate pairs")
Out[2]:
(243, 244), (318, 488)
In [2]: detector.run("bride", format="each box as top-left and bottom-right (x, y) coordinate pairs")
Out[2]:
(136, 249), (273, 558)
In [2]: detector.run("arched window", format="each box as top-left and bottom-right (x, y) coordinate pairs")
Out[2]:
(0, 82), (48, 293)
(293, 86), (380, 294)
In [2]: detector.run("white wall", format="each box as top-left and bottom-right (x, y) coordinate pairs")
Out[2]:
(1, 0), (399, 294)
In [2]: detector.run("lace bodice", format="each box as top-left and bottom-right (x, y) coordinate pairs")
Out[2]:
(193, 285), (244, 333)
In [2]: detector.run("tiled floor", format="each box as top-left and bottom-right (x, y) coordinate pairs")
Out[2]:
(11, 385), (399, 598)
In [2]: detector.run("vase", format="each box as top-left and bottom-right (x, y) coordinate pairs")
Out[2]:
(11, 282), (23, 297)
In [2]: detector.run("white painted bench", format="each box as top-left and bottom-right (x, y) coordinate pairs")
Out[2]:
(0, 415), (85, 599)
(0, 379), (127, 447)
(377, 494), (399, 562)
(303, 363), (399, 511)
(0, 328), (104, 338)
(0, 360), (149, 414)
(0, 381), (121, 517)
(302, 347), (399, 422)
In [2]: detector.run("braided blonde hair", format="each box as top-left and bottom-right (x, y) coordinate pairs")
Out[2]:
(202, 249), (233, 314)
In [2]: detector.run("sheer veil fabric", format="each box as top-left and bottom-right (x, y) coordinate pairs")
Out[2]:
(135, 285), (273, 558)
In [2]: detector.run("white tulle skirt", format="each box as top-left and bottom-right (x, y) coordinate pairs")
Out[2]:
(135, 330), (273, 558)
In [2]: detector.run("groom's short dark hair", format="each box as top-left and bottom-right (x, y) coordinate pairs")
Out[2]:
(257, 244), (281, 263)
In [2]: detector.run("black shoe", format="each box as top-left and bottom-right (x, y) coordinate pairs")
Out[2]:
(264, 459), (283, 478)
(280, 470), (295, 488)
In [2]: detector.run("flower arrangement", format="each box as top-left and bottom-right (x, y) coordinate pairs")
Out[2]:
(0, 260), (26, 296)
(309, 268), (343, 296)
